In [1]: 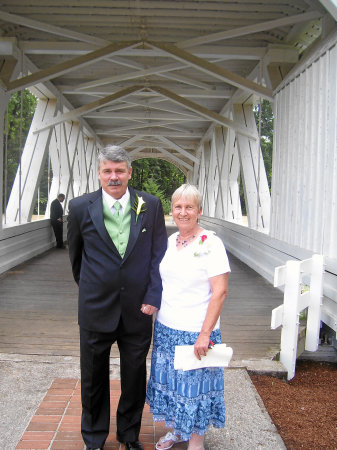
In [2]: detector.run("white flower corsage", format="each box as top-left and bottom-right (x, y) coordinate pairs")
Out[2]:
(132, 195), (146, 222)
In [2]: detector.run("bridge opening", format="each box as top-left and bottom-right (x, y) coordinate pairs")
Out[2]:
(130, 157), (186, 215)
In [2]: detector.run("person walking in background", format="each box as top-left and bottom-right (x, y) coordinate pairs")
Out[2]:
(50, 193), (65, 249)
(67, 146), (167, 450)
(146, 184), (230, 450)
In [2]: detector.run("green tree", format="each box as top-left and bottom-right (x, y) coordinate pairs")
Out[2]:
(240, 100), (274, 215)
(3, 90), (37, 206)
(130, 158), (185, 214)
(142, 178), (171, 214)
(254, 99), (273, 189)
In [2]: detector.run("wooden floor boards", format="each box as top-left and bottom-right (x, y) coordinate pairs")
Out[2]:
(0, 247), (282, 361)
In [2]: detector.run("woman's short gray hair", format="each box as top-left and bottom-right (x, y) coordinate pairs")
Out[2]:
(171, 184), (203, 210)
(97, 145), (131, 169)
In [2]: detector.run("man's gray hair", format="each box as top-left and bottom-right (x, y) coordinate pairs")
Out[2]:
(97, 145), (131, 169)
(171, 184), (203, 211)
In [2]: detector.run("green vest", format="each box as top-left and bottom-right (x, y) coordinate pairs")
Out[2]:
(102, 198), (131, 258)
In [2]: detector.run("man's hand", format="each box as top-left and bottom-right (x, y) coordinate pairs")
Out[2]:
(140, 304), (158, 316)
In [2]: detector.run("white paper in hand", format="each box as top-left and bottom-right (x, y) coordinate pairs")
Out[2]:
(174, 343), (233, 371)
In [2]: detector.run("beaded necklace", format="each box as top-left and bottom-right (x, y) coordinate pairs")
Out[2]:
(176, 234), (196, 247)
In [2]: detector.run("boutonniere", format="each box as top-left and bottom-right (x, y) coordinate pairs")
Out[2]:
(132, 195), (146, 222)
(194, 233), (213, 257)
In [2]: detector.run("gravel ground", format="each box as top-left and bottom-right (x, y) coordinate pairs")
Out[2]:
(0, 353), (285, 450)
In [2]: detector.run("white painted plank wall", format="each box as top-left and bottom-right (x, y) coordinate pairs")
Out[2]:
(324, 43), (337, 259)
(271, 38), (337, 259)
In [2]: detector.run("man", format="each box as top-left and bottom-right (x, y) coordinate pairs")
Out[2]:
(50, 193), (65, 248)
(67, 146), (167, 450)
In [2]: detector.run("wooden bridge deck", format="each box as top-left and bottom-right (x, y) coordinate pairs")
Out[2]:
(0, 245), (282, 362)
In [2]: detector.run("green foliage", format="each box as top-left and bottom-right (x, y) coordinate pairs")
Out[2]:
(142, 177), (163, 198)
(33, 190), (48, 215)
(239, 100), (274, 215)
(142, 178), (170, 214)
(3, 90), (38, 205)
(5, 90), (37, 139)
(254, 100), (274, 189)
(130, 158), (185, 214)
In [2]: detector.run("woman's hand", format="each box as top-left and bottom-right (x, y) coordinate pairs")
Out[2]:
(140, 304), (158, 316)
(194, 332), (211, 360)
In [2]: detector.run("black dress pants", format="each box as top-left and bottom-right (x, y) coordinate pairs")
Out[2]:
(80, 320), (152, 448)
(51, 220), (64, 248)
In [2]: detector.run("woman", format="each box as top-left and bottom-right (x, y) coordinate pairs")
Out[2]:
(146, 184), (230, 450)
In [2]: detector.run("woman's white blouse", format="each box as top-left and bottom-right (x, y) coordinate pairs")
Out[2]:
(157, 230), (231, 332)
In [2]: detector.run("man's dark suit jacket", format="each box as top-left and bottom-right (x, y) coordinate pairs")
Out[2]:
(50, 198), (63, 222)
(67, 187), (167, 334)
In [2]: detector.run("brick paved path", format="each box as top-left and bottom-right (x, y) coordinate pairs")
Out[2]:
(16, 379), (184, 450)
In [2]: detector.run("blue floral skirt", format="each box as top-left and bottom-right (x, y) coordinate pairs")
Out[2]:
(146, 321), (225, 441)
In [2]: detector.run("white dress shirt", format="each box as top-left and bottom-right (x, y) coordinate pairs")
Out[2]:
(102, 188), (130, 215)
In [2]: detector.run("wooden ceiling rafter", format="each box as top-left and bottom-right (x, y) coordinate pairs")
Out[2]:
(0, 1), (332, 166)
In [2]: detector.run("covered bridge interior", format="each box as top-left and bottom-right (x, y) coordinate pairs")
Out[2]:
(0, 1), (337, 348)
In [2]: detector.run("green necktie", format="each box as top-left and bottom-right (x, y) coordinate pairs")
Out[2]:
(114, 201), (121, 219)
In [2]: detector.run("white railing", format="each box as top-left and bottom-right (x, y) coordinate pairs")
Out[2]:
(271, 254), (324, 380)
(0, 220), (59, 275)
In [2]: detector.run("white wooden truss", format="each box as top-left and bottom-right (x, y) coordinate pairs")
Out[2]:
(198, 105), (270, 231)
(5, 97), (100, 224)
(0, 1), (336, 340)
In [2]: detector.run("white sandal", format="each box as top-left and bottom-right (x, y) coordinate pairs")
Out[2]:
(155, 431), (186, 449)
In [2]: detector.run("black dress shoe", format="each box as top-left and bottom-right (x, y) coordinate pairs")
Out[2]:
(124, 441), (144, 450)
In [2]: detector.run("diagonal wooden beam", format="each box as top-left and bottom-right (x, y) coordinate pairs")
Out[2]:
(156, 135), (198, 163)
(156, 146), (193, 171)
(150, 85), (257, 140)
(177, 11), (322, 48)
(5, 41), (138, 93)
(96, 120), (188, 134)
(0, 10), (108, 46)
(84, 111), (203, 121)
(76, 60), (210, 91)
(128, 146), (148, 156)
(120, 135), (145, 147)
(0, 58), (17, 84)
(149, 41), (273, 101)
(33, 85), (142, 134)
(97, 129), (203, 138)
(158, 70), (211, 90)
(76, 61), (183, 90)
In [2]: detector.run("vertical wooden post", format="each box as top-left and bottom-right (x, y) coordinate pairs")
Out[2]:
(0, 91), (9, 232)
(305, 254), (324, 351)
(280, 260), (302, 380)
(272, 255), (325, 379)
(200, 141), (211, 216)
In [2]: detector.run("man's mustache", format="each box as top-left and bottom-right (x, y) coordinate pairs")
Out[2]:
(107, 180), (122, 186)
